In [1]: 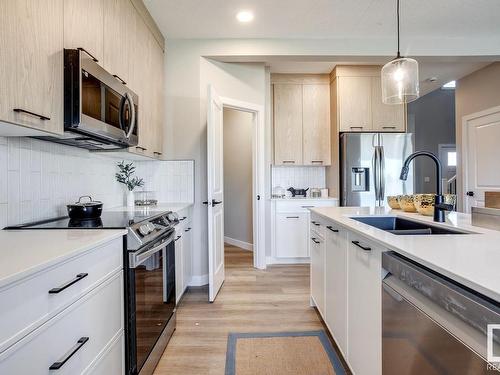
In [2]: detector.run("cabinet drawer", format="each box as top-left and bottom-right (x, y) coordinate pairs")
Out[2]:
(0, 272), (123, 375)
(0, 238), (123, 352)
(275, 200), (338, 213)
(85, 331), (124, 375)
(275, 213), (309, 258)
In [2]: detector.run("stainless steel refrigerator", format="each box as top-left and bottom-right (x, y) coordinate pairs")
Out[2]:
(340, 133), (414, 207)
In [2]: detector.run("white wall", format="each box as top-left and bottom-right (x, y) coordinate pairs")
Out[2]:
(0, 136), (193, 228)
(223, 108), (253, 246)
(164, 40), (268, 281)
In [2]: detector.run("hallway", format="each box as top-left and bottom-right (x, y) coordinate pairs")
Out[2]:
(154, 245), (323, 374)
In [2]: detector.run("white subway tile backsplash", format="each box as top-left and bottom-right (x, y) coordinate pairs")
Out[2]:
(0, 137), (194, 227)
(271, 166), (326, 191)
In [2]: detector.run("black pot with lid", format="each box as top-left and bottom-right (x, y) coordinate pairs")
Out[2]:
(67, 196), (103, 220)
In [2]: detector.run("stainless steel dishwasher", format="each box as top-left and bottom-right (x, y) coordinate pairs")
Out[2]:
(382, 252), (500, 374)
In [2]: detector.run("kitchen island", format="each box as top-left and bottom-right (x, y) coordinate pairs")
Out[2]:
(308, 206), (500, 375)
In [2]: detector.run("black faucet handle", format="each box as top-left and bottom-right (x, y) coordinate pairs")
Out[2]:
(435, 203), (454, 211)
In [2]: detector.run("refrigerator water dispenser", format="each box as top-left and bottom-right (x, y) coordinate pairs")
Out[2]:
(351, 167), (369, 192)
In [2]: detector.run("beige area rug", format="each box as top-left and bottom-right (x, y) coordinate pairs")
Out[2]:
(225, 331), (346, 375)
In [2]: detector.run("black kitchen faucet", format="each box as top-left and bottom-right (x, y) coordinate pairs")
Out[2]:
(400, 151), (454, 222)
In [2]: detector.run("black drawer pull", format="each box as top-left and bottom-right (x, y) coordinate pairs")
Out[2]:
(184, 227), (191, 232)
(311, 160), (323, 164)
(311, 237), (321, 244)
(113, 74), (127, 85)
(282, 160), (295, 164)
(326, 226), (339, 233)
(313, 222), (320, 226)
(179, 216), (187, 221)
(49, 273), (88, 294)
(175, 235), (181, 242)
(352, 240), (371, 251)
(302, 205), (315, 208)
(77, 47), (98, 62)
(286, 216), (299, 219)
(136, 146), (147, 151)
(49, 337), (89, 370)
(153, 151), (162, 156)
(13, 108), (50, 121)
(382, 126), (396, 129)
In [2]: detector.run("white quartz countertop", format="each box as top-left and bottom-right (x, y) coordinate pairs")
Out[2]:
(105, 202), (193, 213)
(310, 206), (500, 302)
(0, 229), (126, 289)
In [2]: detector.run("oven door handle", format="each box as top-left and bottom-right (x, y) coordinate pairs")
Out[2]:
(129, 233), (175, 268)
(125, 92), (136, 139)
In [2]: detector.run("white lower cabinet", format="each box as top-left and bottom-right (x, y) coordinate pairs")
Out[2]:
(0, 272), (123, 375)
(310, 228), (325, 315)
(310, 214), (384, 375)
(324, 224), (348, 357)
(175, 209), (193, 303)
(272, 199), (338, 261)
(347, 232), (383, 375)
(276, 213), (309, 258)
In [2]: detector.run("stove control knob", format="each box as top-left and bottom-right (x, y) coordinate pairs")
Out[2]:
(139, 224), (150, 236)
(147, 222), (156, 232)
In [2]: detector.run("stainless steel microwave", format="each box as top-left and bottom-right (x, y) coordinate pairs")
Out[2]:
(38, 48), (139, 150)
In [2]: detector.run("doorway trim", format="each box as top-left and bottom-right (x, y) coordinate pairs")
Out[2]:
(220, 95), (266, 270)
(461, 104), (500, 212)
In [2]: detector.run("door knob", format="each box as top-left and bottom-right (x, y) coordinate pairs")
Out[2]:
(466, 191), (475, 197)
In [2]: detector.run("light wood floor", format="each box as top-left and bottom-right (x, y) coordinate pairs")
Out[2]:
(153, 244), (325, 375)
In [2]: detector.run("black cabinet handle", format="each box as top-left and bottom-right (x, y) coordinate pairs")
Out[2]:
(311, 237), (321, 244)
(49, 337), (89, 370)
(282, 160), (295, 164)
(212, 200), (222, 206)
(466, 191), (474, 197)
(175, 235), (181, 242)
(153, 151), (162, 156)
(302, 205), (315, 208)
(352, 240), (371, 251)
(77, 47), (98, 62)
(350, 126), (364, 129)
(13, 108), (50, 121)
(286, 216), (299, 219)
(49, 273), (88, 294)
(113, 74), (127, 85)
(179, 216), (187, 221)
(311, 160), (324, 164)
(313, 222), (320, 226)
(184, 227), (191, 232)
(326, 226), (339, 232)
(135, 146), (147, 151)
(382, 126), (396, 129)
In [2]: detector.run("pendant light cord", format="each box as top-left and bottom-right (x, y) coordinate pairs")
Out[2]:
(397, 0), (401, 58)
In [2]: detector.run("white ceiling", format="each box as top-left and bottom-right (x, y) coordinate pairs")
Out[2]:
(144, 0), (500, 40)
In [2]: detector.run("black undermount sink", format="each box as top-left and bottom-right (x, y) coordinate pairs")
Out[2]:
(350, 216), (470, 235)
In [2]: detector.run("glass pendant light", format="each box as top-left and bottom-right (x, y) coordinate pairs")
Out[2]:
(381, 0), (419, 104)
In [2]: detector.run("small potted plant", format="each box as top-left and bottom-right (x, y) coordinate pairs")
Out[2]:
(115, 161), (144, 207)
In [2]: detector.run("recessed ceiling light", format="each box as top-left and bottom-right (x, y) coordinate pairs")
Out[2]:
(236, 10), (254, 23)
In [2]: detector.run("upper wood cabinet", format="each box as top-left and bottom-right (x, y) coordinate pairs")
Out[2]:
(63, 0), (104, 64)
(0, 0), (63, 135)
(103, 0), (136, 87)
(371, 77), (406, 132)
(303, 84), (331, 165)
(272, 74), (331, 166)
(338, 76), (372, 132)
(273, 83), (303, 165)
(334, 66), (406, 133)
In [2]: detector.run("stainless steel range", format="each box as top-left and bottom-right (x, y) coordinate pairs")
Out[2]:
(7, 210), (181, 375)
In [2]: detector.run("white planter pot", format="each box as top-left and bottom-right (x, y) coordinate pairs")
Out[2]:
(126, 191), (135, 207)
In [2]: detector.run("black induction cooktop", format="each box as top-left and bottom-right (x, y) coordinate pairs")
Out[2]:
(6, 211), (155, 230)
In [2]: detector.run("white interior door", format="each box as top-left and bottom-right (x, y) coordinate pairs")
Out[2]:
(463, 107), (500, 212)
(207, 85), (225, 302)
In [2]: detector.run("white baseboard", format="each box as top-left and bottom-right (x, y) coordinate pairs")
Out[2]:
(188, 274), (208, 287)
(224, 236), (253, 251)
(266, 256), (310, 265)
